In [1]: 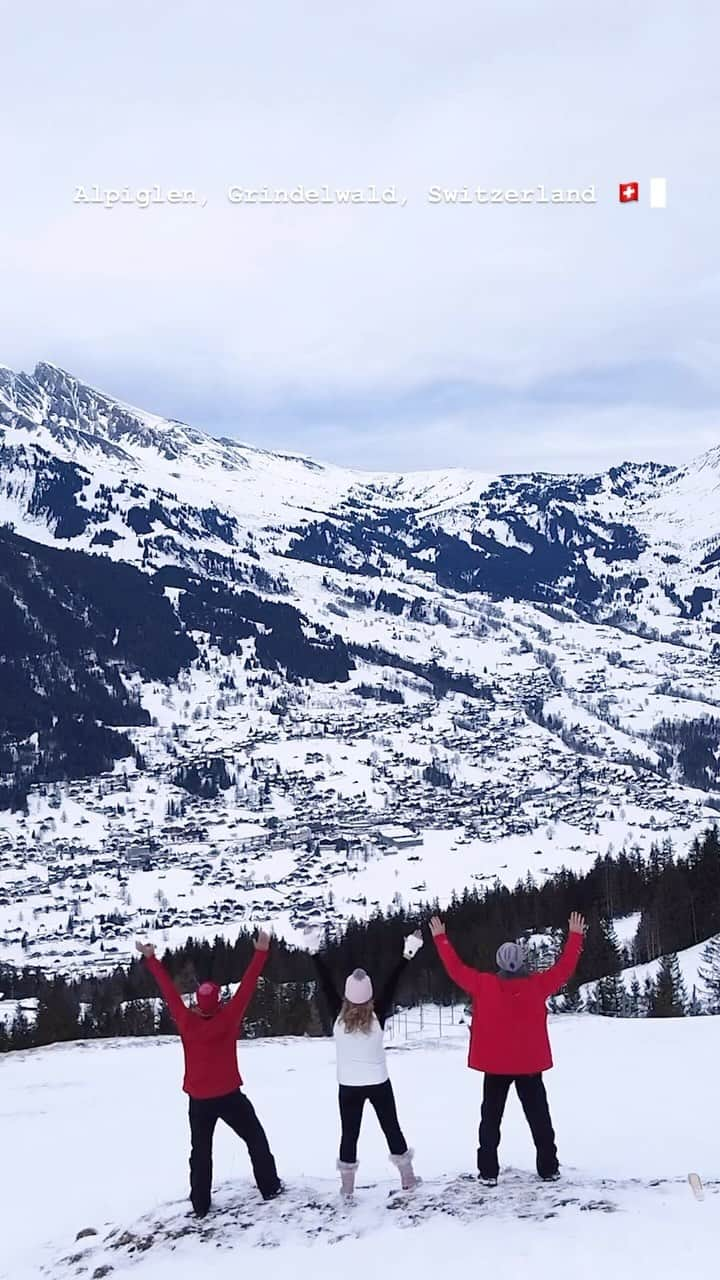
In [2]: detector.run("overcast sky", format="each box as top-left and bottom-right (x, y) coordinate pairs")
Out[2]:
(2, 1), (719, 474)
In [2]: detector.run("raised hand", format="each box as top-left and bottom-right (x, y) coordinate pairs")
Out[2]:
(429, 916), (446, 938)
(135, 941), (156, 959)
(568, 912), (586, 935)
(254, 929), (272, 951)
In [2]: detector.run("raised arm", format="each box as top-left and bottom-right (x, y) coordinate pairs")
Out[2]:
(226, 931), (270, 1024)
(313, 953), (342, 1023)
(137, 943), (189, 1031)
(374, 957), (409, 1028)
(429, 917), (483, 997)
(534, 914), (585, 999)
(374, 931), (423, 1027)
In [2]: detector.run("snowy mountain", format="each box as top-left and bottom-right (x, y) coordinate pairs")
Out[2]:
(3, 361), (720, 631)
(2, 361), (720, 975)
(3, 361), (719, 618)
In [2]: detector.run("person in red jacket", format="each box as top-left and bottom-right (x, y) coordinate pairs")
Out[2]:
(429, 911), (585, 1185)
(136, 931), (282, 1216)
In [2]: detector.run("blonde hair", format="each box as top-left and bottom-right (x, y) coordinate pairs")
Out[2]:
(339, 997), (375, 1033)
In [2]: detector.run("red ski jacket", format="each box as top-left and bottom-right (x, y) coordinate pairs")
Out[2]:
(144, 949), (267, 1099)
(434, 932), (583, 1076)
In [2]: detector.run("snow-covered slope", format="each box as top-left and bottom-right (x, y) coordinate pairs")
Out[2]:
(3, 361), (720, 974)
(4, 1017), (719, 1280)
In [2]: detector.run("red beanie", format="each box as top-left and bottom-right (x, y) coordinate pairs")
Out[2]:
(196, 981), (220, 1015)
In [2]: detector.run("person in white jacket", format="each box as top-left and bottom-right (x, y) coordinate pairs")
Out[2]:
(313, 931), (423, 1198)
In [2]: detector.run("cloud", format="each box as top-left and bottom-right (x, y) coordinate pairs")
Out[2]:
(228, 399), (720, 475)
(1, 0), (718, 470)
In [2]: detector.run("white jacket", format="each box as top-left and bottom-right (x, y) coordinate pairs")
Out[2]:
(333, 1014), (389, 1086)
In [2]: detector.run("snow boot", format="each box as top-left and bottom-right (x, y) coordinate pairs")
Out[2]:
(262, 1180), (285, 1201)
(478, 1175), (498, 1187)
(539, 1170), (560, 1183)
(390, 1149), (419, 1192)
(337, 1159), (358, 1199)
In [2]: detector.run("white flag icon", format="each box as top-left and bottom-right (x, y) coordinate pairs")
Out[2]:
(650, 178), (667, 208)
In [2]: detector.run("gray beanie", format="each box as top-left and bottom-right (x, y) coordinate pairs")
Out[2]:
(496, 941), (526, 973)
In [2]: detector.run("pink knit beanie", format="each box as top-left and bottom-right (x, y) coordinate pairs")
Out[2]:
(344, 968), (373, 1004)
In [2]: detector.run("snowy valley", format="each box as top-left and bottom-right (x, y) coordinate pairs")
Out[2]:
(2, 362), (720, 978)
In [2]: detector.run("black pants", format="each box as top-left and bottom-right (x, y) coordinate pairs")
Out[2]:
(188, 1089), (280, 1213)
(478, 1073), (558, 1179)
(338, 1079), (408, 1164)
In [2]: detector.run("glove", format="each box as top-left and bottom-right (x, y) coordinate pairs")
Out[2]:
(403, 932), (423, 960)
(304, 929), (325, 956)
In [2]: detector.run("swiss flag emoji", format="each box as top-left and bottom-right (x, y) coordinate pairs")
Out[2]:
(619, 182), (639, 202)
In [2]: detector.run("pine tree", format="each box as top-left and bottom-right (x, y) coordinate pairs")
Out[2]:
(699, 934), (720, 1013)
(626, 975), (642, 1017)
(120, 999), (156, 1036)
(648, 954), (687, 1018)
(561, 984), (584, 1014)
(35, 977), (80, 1045)
(641, 975), (654, 1017)
(582, 987), (598, 1015)
(595, 973), (627, 1017)
(687, 984), (704, 1017)
(157, 1002), (177, 1035)
(10, 1008), (32, 1049)
(576, 914), (623, 985)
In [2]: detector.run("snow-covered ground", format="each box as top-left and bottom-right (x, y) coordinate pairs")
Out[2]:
(3, 1014), (719, 1280)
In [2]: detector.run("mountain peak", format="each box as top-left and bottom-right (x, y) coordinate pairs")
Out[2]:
(34, 359), (72, 376)
(32, 360), (83, 395)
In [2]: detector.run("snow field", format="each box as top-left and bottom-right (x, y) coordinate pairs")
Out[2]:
(3, 1014), (720, 1279)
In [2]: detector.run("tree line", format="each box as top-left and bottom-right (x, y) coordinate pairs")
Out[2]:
(3, 824), (720, 1052)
